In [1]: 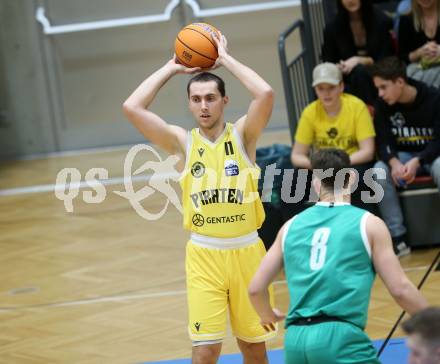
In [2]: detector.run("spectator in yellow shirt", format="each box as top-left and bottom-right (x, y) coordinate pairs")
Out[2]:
(291, 62), (376, 211)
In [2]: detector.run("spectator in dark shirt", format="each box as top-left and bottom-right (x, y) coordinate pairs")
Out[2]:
(398, 0), (440, 88)
(322, 0), (394, 105)
(371, 56), (440, 257)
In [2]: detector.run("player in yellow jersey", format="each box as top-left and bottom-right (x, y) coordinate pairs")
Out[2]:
(123, 33), (276, 364)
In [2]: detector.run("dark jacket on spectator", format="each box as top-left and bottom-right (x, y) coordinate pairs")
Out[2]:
(374, 79), (440, 164)
(322, 7), (394, 62)
(398, 14), (440, 64)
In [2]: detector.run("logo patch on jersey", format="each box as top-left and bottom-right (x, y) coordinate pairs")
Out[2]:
(326, 127), (338, 139)
(194, 322), (201, 331)
(390, 112), (406, 127)
(191, 162), (205, 178)
(224, 141), (234, 156)
(197, 148), (204, 157)
(224, 160), (239, 176)
(192, 213), (205, 227)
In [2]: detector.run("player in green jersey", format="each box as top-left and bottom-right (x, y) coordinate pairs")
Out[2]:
(248, 148), (428, 364)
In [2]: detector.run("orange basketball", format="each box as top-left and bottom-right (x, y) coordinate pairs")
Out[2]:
(174, 23), (219, 69)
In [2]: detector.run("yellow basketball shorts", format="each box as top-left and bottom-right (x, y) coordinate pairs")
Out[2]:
(185, 233), (277, 343)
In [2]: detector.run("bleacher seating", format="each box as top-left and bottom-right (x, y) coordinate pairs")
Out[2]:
(399, 176), (440, 247)
(278, 0), (440, 247)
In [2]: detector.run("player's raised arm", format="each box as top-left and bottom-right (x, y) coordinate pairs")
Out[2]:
(212, 33), (274, 158)
(368, 215), (429, 315)
(122, 57), (200, 156)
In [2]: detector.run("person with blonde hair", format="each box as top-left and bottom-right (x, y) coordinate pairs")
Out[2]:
(399, 0), (440, 87)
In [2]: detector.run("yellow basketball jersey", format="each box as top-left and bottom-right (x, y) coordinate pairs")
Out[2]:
(180, 123), (265, 238)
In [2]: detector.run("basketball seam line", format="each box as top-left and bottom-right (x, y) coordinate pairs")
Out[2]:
(177, 57), (193, 68)
(183, 26), (218, 49)
(176, 35), (217, 62)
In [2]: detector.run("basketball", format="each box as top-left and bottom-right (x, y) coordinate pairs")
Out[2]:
(174, 23), (220, 69)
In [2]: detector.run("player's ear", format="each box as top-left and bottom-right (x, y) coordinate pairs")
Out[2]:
(348, 170), (357, 188)
(312, 176), (321, 196)
(223, 95), (229, 105)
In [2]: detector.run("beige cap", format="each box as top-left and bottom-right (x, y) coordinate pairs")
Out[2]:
(312, 62), (342, 87)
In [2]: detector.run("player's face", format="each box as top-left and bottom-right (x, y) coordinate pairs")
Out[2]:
(407, 334), (440, 364)
(373, 76), (404, 105)
(188, 81), (228, 130)
(314, 83), (343, 109)
(341, 0), (361, 13)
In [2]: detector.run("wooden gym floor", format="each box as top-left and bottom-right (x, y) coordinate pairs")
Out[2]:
(0, 129), (439, 364)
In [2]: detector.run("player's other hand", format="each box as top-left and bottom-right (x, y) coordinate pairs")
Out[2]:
(167, 55), (201, 74)
(260, 308), (286, 332)
(210, 31), (229, 70)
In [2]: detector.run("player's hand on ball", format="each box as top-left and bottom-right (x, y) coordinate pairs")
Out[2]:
(211, 31), (229, 69)
(168, 55), (201, 74)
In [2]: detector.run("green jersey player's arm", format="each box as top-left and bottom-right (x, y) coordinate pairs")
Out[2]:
(248, 224), (287, 328)
(367, 215), (429, 315)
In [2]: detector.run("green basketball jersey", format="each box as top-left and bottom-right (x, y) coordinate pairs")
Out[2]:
(283, 202), (375, 329)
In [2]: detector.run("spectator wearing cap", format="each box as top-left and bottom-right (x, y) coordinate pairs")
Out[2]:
(290, 62), (377, 212)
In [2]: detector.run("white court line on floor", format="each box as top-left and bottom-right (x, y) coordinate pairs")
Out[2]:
(8, 126), (289, 161)
(0, 172), (179, 196)
(13, 144), (135, 161)
(402, 265), (431, 272)
(0, 266), (430, 312)
(1, 127), (291, 196)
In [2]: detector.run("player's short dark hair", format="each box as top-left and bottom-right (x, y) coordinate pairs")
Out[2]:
(310, 148), (351, 190)
(187, 72), (226, 97)
(402, 307), (440, 344)
(369, 56), (407, 82)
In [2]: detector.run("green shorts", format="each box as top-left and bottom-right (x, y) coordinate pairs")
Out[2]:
(285, 321), (380, 364)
